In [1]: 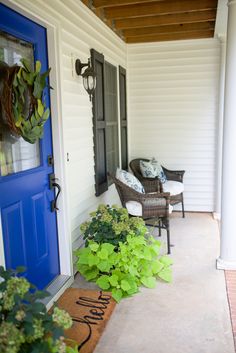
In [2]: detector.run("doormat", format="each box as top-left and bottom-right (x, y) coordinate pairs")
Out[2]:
(56, 288), (116, 353)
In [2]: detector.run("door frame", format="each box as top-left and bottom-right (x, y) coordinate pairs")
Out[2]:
(0, 0), (73, 282)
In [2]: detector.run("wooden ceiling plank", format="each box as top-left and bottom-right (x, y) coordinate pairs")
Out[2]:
(104, 0), (218, 20)
(93, 0), (159, 8)
(115, 9), (217, 29)
(81, 0), (91, 6)
(126, 30), (214, 43)
(123, 21), (215, 37)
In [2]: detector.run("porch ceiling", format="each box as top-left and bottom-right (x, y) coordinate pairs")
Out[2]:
(81, 0), (218, 43)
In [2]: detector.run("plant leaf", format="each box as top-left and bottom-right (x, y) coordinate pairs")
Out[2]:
(158, 267), (172, 283)
(101, 243), (115, 255)
(112, 288), (123, 303)
(37, 99), (44, 117)
(109, 274), (119, 287)
(151, 260), (164, 274)
(41, 108), (50, 122)
(160, 256), (173, 266)
(97, 248), (108, 260)
(35, 60), (41, 73)
(120, 279), (131, 292)
(141, 276), (156, 289)
(90, 242), (99, 252)
(83, 267), (99, 281)
(97, 260), (112, 272)
(88, 254), (99, 267)
(21, 58), (31, 72)
(96, 275), (110, 290)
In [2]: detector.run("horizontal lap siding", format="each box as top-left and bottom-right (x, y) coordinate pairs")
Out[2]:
(12, 0), (126, 247)
(127, 39), (220, 212)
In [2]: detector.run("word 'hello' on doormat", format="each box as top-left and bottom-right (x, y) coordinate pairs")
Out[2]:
(56, 288), (116, 353)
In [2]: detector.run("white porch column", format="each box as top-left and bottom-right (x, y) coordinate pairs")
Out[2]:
(214, 36), (226, 220)
(217, 0), (236, 269)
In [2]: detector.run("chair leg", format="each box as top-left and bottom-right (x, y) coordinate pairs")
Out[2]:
(181, 193), (185, 218)
(166, 222), (171, 254)
(158, 220), (162, 237)
(163, 218), (171, 254)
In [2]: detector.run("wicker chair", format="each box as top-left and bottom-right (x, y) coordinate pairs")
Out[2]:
(109, 173), (171, 254)
(129, 158), (185, 218)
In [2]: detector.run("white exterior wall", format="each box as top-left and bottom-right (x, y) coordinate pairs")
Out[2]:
(3, 0), (222, 258)
(8, 0), (126, 249)
(127, 39), (220, 212)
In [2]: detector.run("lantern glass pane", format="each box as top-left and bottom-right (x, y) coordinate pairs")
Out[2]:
(83, 76), (88, 90)
(88, 76), (94, 90)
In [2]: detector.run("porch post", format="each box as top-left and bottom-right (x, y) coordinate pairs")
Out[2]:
(217, 0), (236, 269)
(214, 36), (226, 220)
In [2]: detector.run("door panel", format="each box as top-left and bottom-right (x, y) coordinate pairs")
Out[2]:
(0, 3), (60, 289)
(1, 201), (27, 270)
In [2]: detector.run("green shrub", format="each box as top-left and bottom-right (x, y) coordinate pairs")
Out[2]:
(0, 266), (77, 353)
(75, 233), (173, 302)
(80, 204), (147, 247)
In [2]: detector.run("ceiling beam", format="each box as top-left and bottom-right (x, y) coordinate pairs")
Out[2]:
(126, 29), (214, 43)
(123, 21), (215, 37)
(92, 0), (159, 8)
(104, 0), (218, 20)
(115, 9), (217, 29)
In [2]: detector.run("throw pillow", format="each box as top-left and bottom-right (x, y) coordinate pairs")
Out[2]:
(151, 158), (167, 183)
(140, 158), (167, 183)
(116, 168), (145, 193)
(140, 160), (157, 178)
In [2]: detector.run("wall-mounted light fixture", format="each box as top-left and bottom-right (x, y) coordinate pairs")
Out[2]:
(75, 58), (96, 101)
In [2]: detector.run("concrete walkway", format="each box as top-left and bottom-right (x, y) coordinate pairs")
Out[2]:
(73, 213), (235, 353)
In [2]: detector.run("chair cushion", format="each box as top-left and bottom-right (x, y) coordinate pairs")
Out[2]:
(116, 168), (145, 193)
(126, 201), (173, 217)
(163, 180), (184, 196)
(140, 158), (167, 183)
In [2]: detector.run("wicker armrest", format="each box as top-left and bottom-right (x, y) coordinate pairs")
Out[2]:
(139, 192), (170, 218)
(141, 178), (161, 193)
(162, 167), (185, 182)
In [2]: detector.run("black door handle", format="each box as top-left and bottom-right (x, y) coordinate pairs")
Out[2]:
(51, 181), (61, 212)
(49, 173), (61, 212)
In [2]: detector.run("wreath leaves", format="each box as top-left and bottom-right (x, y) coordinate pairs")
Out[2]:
(10, 58), (51, 144)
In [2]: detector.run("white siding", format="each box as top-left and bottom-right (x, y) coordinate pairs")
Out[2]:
(10, 0), (126, 248)
(127, 39), (220, 212)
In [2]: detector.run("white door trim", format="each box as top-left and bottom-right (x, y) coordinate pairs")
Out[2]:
(0, 0), (73, 278)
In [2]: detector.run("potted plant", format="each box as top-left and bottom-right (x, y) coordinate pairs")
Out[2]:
(80, 204), (147, 246)
(76, 204), (173, 302)
(0, 266), (78, 353)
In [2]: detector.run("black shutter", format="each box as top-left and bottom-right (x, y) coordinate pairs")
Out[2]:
(91, 49), (108, 196)
(105, 61), (119, 184)
(119, 66), (128, 170)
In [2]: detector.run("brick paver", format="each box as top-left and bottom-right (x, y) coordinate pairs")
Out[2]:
(225, 270), (236, 350)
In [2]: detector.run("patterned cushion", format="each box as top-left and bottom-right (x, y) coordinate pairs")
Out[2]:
(116, 168), (145, 193)
(140, 160), (157, 178)
(140, 158), (167, 183)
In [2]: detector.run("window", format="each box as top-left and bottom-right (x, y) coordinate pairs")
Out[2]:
(91, 49), (121, 196)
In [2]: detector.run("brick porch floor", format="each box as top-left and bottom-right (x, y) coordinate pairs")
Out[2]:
(225, 271), (236, 351)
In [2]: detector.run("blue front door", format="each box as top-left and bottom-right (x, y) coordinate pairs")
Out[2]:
(0, 4), (60, 289)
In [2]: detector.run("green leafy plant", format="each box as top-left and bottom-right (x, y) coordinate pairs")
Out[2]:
(75, 233), (173, 303)
(12, 58), (50, 144)
(0, 266), (78, 353)
(80, 204), (147, 246)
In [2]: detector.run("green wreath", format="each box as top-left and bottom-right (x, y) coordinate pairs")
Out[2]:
(0, 58), (51, 144)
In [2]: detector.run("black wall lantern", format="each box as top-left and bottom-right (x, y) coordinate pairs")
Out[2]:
(75, 59), (96, 101)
